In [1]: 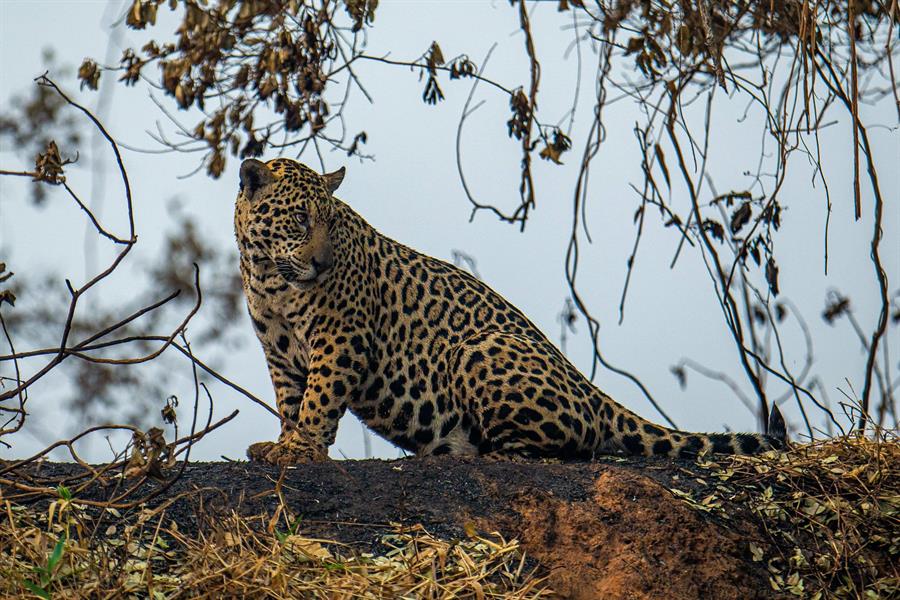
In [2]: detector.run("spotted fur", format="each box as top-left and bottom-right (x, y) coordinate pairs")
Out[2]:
(234, 158), (787, 465)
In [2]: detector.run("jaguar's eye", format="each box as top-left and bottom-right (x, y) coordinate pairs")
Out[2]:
(293, 211), (309, 227)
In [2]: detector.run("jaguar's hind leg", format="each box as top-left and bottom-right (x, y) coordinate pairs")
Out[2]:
(447, 330), (605, 459)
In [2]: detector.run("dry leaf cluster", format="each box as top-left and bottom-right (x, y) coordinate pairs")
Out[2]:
(672, 432), (900, 599)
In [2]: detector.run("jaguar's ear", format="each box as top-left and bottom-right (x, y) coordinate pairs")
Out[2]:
(324, 166), (345, 194)
(240, 159), (275, 198)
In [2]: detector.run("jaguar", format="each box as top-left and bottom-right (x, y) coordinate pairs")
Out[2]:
(234, 157), (786, 465)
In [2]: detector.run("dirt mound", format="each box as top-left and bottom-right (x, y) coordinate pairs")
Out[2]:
(492, 469), (769, 599)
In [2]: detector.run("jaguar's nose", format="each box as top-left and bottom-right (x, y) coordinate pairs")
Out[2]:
(311, 250), (334, 273)
(311, 256), (327, 272)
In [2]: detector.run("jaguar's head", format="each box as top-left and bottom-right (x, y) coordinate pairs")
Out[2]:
(237, 157), (345, 290)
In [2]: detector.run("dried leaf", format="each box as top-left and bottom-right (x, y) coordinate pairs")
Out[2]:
(506, 89), (530, 140)
(161, 396), (178, 425)
(427, 41), (445, 71)
(730, 202), (752, 234)
(78, 59), (101, 91)
(670, 365), (687, 389)
(822, 295), (849, 323)
(655, 144), (670, 190)
(750, 542), (765, 562)
(774, 303), (786, 322)
(704, 219), (725, 242)
(422, 76), (444, 105)
(0, 290), (15, 307)
(286, 537), (333, 561)
(765, 258), (780, 296)
(750, 244), (761, 266)
(538, 129), (571, 165)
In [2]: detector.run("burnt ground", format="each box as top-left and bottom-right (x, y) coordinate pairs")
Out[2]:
(4, 456), (782, 600)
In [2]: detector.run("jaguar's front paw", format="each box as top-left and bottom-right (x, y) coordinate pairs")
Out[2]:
(247, 440), (278, 463)
(246, 438), (327, 466)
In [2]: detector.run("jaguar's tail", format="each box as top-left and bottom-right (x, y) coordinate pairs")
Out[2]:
(607, 404), (787, 458)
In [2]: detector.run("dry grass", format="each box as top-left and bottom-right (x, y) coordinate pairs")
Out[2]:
(692, 431), (900, 599)
(0, 495), (553, 599)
